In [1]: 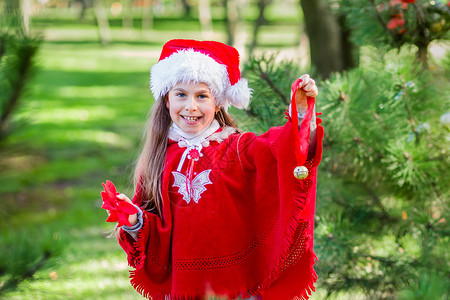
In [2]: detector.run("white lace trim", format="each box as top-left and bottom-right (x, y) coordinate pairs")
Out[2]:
(168, 120), (236, 148)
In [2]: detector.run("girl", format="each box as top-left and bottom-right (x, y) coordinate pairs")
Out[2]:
(104, 39), (323, 300)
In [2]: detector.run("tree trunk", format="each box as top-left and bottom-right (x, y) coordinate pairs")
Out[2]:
(21, 0), (32, 35)
(94, 0), (111, 46)
(142, 0), (153, 31)
(339, 15), (358, 70)
(180, 0), (192, 17)
(248, 0), (271, 56)
(4, 0), (20, 14)
(300, 0), (356, 78)
(225, 0), (247, 52)
(199, 0), (213, 39)
(413, 3), (429, 67)
(416, 43), (429, 68)
(225, 0), (238, 45)
(122, 0), (133, 30)
(79, 0), (89, 20)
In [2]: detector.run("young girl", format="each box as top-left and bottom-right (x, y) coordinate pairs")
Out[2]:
(104, 39), (323, 300)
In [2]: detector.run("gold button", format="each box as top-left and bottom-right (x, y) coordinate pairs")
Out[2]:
(293, 166), (308, 179)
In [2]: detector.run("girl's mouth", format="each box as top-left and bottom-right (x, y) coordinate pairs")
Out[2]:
(182, 116), (201, 122)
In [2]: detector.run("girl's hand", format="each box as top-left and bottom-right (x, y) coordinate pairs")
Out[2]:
(116, 193), (138, 226)
(294, 74), (318, 114)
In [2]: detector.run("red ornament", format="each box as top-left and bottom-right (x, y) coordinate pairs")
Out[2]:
(401, 0), (416, 3)
(101, 180), (138, 227)
(390, 0), (402, 6)
(387, 13), (406, 32)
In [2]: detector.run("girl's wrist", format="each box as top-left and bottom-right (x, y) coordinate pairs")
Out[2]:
(297, 104), (307, 115)
(128, 213), (138, 226)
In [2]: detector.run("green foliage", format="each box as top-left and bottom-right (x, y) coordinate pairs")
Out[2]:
(0, 228), (65, 294)
(243, 54), (306, 130)
(398, 272), (449, 299)
(321, 48), (448, 196)
(333, 0), (450, 65)
(0, 30), (41, 136)
(316, 47), (449, 298)
(243, 46), (449, 298)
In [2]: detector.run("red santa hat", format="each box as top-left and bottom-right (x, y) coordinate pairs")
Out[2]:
(150, 39), (252, 109)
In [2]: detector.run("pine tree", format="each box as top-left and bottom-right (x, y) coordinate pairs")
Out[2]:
(243, 47), (449, 298)
(0, 1), (55, 296)
(0, 32), (40, 136)
(315, 47), (449, 299)
(0, 0), (41, 137)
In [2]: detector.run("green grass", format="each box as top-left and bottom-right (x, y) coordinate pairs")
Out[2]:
(0, 32), (157, 298)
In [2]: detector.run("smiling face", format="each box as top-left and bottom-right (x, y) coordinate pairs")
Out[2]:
(166, 82), (219, 135)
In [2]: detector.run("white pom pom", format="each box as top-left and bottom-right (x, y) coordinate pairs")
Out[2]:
(224, 79), (252, 109)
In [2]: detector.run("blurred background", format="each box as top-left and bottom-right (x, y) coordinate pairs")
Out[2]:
(0, 0), (449, 299)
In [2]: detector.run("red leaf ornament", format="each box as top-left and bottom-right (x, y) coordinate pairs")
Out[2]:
(101, 180), (138, 227)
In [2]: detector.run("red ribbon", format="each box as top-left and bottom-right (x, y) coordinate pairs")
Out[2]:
(101, 180), (139, 227)
(290, 78), (315, 167)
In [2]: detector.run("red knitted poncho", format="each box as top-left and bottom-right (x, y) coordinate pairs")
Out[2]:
(118, 107), (324, 299)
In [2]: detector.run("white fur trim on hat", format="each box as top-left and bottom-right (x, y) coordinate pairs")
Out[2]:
(150, 49), (251, 109)
(225, 78), (252, 109)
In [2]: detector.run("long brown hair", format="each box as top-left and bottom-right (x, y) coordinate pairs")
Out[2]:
(134, 97), (239, 216)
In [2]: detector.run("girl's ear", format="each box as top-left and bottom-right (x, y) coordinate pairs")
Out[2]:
(165, 94), (170, 109)
(214, 96), (220, 113)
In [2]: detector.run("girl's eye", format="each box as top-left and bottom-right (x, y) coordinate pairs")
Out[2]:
(198, 94), (208, 99)
(176, 93), (186, 98)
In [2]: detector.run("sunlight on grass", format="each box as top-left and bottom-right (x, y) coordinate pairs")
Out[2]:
(71, 258), (128, 274)
(37, 44), (159, 73)
(32, 107), (116, 123)
(43, 28), (99, 42)
(48, 130), (132, 148)
(0, 154), (44, 171)
(54, 86), (146, 99)
(5, 233), (138, 299)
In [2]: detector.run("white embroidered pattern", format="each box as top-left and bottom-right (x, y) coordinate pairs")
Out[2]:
(172, 170), (213, 204)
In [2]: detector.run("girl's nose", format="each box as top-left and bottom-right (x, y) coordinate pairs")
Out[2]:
(185, 97), (198, 111)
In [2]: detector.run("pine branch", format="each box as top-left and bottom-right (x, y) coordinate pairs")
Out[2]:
(431, 182), (443, 202)
(351, 136), (384, 160)
(0, 251), (51, 295)
(254, 60), (289, 105)
(364, 185), (389, 217)
(358, 254), (396, 266)
(402, 89), (419, 145)
(0, 35), (6, 64)
(326, 179), (399, 225)
(369, 0), (392, 37)
(0, 37), (39, 135)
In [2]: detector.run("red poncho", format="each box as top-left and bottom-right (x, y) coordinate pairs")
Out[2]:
(119, 88), (324, 299)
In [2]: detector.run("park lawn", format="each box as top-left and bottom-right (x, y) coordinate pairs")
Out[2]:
(0, 36), (160, 298)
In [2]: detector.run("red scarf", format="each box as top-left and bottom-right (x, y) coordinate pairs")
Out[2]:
(118, 95), (323, 299)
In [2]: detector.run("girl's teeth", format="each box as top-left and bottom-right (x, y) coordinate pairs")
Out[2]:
(185, 116), (198, 122)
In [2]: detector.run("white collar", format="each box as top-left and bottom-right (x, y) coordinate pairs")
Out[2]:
(168, 120), (221, 148)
